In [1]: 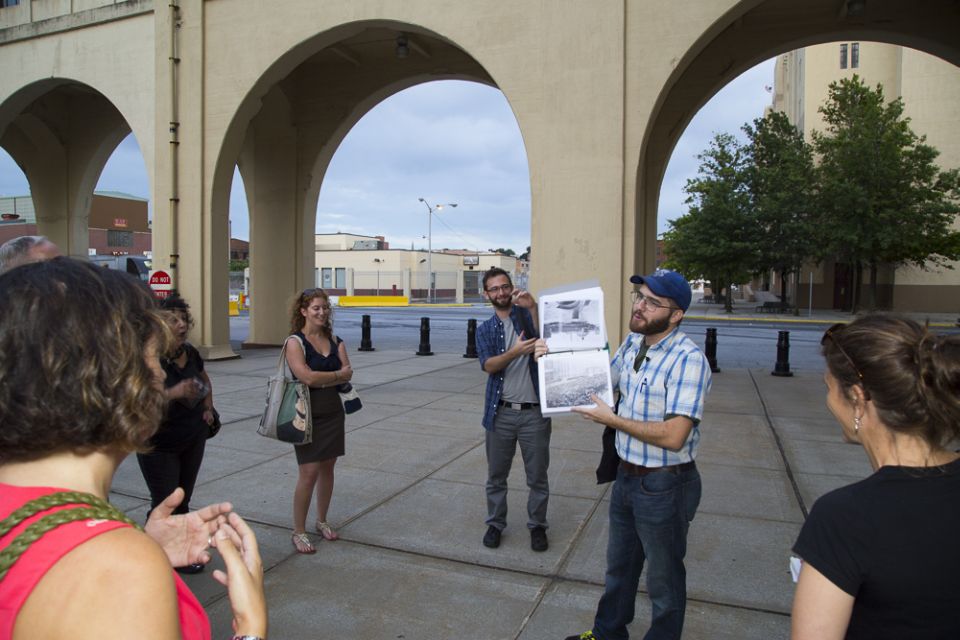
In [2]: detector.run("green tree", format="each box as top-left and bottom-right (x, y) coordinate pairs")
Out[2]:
(663, 132), (755, 313)
(742, 111), (819, 314)
(813, 76), (960, 311)
(488, 247), (516, 256)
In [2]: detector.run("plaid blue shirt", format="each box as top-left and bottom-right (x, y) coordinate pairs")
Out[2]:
(477, 305), (540, 430)
(610, 327), (712, 466)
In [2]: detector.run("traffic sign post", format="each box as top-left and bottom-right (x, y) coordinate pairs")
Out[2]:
(149, 270), (173, 300)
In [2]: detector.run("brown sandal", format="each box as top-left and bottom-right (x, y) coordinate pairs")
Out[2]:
(316, 521), (339, 541)
(292, 531), (316, 554)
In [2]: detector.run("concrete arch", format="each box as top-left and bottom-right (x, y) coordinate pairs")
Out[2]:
(209, 20), (506, 346)
(0, 79), (144, 257)
(633, 0), (960, 289)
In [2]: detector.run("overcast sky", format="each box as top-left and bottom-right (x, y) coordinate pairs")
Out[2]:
(0, 59), (775, 253)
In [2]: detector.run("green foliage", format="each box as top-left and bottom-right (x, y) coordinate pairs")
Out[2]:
(665, 76), (959, 314)
(813, 76), (960, 310)
(663, 133), (755, 312)
(229, 259), (249, 272)
(488, 247), (516, 256)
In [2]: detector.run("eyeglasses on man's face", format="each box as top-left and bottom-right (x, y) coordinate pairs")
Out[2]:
(630, 290), (679, 311)
(486, 283), (514, 295)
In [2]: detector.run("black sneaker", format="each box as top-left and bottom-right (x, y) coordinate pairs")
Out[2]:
(482, 525), (501, 548)
(530, 525), (548, 552)
(174, 563), (205, 575)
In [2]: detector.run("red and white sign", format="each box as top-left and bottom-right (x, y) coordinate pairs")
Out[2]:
(149, 270), (173, 300)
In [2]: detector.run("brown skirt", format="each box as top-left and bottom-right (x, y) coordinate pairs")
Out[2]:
(294, 386), (345, 464)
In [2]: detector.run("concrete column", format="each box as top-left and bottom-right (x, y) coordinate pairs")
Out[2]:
(346, 267), (355, 296)
(456, 269), (464, 304)
(403, 268), (411, 299)
(242, 89), (304, 346)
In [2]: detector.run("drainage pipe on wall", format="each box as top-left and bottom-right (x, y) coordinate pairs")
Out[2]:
(168, 0), (181, 281)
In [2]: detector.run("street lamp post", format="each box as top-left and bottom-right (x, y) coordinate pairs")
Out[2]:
(418, 197), (457, 303)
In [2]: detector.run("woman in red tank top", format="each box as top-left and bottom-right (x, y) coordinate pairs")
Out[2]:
(0, 258), (267, 640)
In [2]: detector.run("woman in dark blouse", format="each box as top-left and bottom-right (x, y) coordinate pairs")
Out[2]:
(285, 288), (353, 554)
(136, 294), (216, 573)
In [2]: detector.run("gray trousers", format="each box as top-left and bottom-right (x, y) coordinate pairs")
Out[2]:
(485, 406), (551, 530)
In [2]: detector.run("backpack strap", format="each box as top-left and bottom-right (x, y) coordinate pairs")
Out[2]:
(0, 491), (140, 581)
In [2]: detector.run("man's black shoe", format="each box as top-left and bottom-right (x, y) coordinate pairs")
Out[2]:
(530, 525), (548, 552)
(174, 563), (205, 575)
(482, 525), (501, 548)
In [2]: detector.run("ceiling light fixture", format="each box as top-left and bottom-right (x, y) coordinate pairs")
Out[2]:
(395, 35), (410, 59)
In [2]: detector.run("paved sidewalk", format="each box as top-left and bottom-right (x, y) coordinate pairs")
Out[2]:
(108, 343), (865, 640)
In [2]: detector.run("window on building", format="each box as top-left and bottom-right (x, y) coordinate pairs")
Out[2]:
(321, 268), (333, 289)
(335, 268), (346, 289)
(107, 230), (134, 247)
(839, 43), (848, 69)
(1, 1), (21, 8)
(851, 42), (860, 68)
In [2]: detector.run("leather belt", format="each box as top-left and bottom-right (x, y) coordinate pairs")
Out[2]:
(620, 460), (696, 476)
(498, 400), (539, 411)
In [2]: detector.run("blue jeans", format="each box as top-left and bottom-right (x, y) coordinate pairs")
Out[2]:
(593, 464), (701, 640)
(485, 406), (551, 530)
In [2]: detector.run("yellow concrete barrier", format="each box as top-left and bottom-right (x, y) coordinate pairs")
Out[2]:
(337, 295), (409, 307)
(228, 300), (240, 316)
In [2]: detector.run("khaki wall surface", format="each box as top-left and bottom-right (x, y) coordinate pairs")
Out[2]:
(3, 0), (959, 354)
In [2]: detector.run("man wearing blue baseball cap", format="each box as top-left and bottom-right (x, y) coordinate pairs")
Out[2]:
(564, 269), (712, 640)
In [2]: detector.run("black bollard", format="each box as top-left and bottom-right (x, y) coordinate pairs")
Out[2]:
(705, 327), (720, 373)
(463, 318), (478, 358)
(416, 317), (434, 356)
(771, 330), (794, 377)
(358, 314), (375, 351)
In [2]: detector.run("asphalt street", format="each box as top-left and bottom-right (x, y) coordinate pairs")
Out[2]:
(229, 306), (836, 372)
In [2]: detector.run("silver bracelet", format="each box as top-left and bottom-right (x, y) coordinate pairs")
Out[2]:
(230, 636), (264, 640)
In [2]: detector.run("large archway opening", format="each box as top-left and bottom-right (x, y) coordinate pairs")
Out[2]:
(212, 22), (529, 345)
(0, 80), (150, 268)
(635, 0), (960, 329)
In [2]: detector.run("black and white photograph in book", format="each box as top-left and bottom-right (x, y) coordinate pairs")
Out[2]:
(540, 292), (605, 351)
(539, 349), (614, 414)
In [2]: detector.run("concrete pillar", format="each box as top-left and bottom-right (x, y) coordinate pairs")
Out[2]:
(242, 89), (304, 346)
(456, 269), (464, 304)
(346, 267), (355, 296)
(403, 268), (411, 299)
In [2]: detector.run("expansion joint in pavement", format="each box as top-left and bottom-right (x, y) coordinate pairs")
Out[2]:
(748, 370), (808, 518)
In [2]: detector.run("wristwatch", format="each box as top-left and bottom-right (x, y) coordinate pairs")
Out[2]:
(229, 636), (264, 640)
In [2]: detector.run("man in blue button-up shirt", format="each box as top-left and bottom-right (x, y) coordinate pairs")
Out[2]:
(563, 269), (712, 640)
(476, 267), (551, 553)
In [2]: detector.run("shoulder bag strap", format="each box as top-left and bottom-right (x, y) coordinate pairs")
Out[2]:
(280, 334), (309, 380)
(0, 491), (140, 581)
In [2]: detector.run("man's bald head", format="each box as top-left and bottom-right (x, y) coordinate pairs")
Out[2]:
(0, 236), (62, 274)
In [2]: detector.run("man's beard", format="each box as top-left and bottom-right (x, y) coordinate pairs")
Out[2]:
(490, 294), (513, 310)
(630, 312), (671, 336)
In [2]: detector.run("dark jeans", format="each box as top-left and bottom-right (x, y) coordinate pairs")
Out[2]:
(485, 406), (551, 530)
(136, 434), (207, 518)
(593, 464), (702, 640)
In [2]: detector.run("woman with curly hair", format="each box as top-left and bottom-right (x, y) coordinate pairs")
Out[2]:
(136, 293), (217, 574)
(0, 258), (266, 640)
(285, 288), (353, 554)
(791, 313), (960, 639)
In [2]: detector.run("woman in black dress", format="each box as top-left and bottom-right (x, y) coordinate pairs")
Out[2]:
(136, 294), (216, 572)
(285, 288), (353, 554)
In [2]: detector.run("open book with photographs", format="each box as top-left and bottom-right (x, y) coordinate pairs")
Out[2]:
(537, 281), (614, 415)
